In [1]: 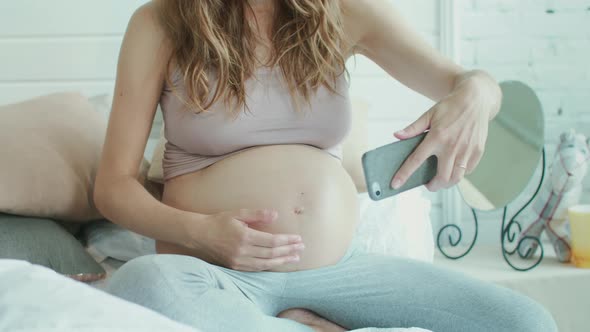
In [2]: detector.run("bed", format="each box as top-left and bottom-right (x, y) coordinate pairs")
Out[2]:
(0, 191), (435, 332)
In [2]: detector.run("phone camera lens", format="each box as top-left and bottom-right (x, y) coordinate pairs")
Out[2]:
(371, 182), (382, 198)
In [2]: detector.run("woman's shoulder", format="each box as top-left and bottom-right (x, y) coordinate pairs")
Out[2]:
(119, 1), (173, 79)
(339, 0), (374, 53)
(340, 0), (389, 12)
(127, 1), (165, 37)
(339, 0), (391, 54)
(340, 0), (391, 27)
(124, 1), (173, 57)
(125, 1), (175, 52)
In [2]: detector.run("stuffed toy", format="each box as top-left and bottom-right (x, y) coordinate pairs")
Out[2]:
(518, 129), (589, 262)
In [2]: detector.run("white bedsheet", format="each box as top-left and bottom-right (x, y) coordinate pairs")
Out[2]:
(0, 259), (196, 332)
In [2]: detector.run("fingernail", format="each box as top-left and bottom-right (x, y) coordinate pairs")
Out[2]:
(396, 130), (406, 136)
(291, 255), (300, 262)
(295, 243), (305, 250)
(392, 179), (402, 189)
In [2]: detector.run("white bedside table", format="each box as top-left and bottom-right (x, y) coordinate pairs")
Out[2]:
(434, 245), (590, 332)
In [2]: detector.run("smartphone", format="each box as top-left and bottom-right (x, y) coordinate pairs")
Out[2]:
(361, 132), (438, 201)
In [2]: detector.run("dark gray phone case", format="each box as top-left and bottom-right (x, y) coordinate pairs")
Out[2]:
(361, 133), (438, 201)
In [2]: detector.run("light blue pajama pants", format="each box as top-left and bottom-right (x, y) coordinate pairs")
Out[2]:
(106, 243), (557, 332)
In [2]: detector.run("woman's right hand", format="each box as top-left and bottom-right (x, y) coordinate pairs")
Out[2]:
(194, 209), (305, 272)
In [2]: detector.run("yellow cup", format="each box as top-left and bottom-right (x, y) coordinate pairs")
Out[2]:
(568, 204), (590, 268)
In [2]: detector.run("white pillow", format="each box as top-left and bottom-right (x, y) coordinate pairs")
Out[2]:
(356, 189), (434, 262)
(86, 191), (434, 263)
(85, 221), (156, 263)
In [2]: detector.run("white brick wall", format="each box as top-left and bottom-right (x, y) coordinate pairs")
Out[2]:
(459, 0), (590, 243)
(0, 0), (146, 102)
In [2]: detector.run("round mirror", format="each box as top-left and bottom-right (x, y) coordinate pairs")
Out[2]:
(457, 81), (545, 211)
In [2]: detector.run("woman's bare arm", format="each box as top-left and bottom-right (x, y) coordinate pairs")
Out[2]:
(93, 3), (206, 247)
(343, 0), (502, 192)
(343, 0), (463, 102)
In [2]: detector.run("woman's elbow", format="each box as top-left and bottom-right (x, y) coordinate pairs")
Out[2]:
(92, 175), (110, 216)
(93, 172), (138, 216)
(93, 170), (121, 217)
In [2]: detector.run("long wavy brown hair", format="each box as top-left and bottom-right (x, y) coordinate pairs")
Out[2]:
(156, 0), (348, 114)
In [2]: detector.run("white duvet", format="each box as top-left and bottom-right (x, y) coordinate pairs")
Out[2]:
(0, 260), (432, 332)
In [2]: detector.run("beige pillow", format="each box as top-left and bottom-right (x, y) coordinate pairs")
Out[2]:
(0, 92), (150, 222)
(147, 99), (369, 192)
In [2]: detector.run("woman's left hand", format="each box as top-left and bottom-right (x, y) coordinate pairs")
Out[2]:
(391, 70), (502, 192)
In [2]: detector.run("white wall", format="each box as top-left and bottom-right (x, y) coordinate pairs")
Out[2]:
(0, 0), (145, 102)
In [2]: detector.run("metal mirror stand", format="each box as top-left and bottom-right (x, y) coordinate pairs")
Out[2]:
(436, 148), (547, 272)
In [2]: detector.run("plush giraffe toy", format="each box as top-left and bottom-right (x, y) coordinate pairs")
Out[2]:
(518, 129), (589, 262)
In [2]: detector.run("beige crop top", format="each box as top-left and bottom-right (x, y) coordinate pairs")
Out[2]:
(159, 67), (352, 181)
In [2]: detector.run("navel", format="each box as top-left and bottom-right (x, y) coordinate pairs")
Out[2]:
(293, 206), (305, 215)
(293, 192), (306, 215)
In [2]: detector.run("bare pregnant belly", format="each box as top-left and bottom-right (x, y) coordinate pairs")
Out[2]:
(157, 144), (359, 272)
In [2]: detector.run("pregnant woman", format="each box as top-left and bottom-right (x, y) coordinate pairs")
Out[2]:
(95, 1), (557, 331)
